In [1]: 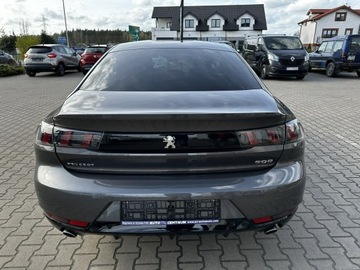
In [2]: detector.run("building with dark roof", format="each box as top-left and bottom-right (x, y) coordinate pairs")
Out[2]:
(151, 4), (267, 50)
(298, 5), (360, 49)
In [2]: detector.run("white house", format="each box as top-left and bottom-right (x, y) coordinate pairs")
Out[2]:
(299, 5), (360, 50)
(151, 5), (267, 50)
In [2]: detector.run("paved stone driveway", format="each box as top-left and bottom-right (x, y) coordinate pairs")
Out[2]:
(0, 71), (359, 270)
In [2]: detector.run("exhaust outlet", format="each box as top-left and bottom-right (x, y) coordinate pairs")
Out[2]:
(264, 226), (277, 235)
(62, 229), (77, 238)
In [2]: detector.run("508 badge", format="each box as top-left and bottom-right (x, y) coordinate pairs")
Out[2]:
(255, 159), (274, 164)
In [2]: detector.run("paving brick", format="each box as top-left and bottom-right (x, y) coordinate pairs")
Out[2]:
(178, 240), (202, 263)
(75, 235), (102, 254)
(282, 249), (316, 270)
(317, 220), (352, 237)
(308, 259), (335, 270)
(296, 238), (329, 259)
(4, 244), (41, 268)
(158, 235), (181, 252)
(222, 261), (248, 270)
(218, 239), (246, 261)
(115, 253), (138, 270)
(135, 242), (161, 265)
(117, 236), (140, 253)
(178, 263), (203, 270)
(158, 251), (181, 270)
(296, 212), (324, 229)
(266, 261), (291, 270)
(333, 237), (360, 258)
(0, 235), (28, 256)
(91, 242), (119, 265)
(48, 243), (81, 266)
(34, 235), (65, 255)
(241, 250), (270, 270)
(237, 232), (262, 249)
(308, 229), (341, 248)
(257, 238), (288, 260)
(198, 234), (222, 251)
(199, 250), (225, 270)
(27, 255), (54, 270)
(71, 254), (97, 270)
(322, 247), (360, 269)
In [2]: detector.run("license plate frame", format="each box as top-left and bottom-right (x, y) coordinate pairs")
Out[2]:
(120, 199), (221, 226)
(286, 67), (299, 71)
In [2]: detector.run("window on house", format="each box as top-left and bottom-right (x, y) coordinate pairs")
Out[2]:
(335, 12), (347, 21)
(322, 29), (338, 38)
(166, 22), (172, 29)
(185, 19), (194, 28)
(211, 19), (221, 28)
(345, 28), (353, 35)
(241, 18), (251, 27)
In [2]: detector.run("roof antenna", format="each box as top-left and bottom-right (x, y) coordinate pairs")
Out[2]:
(180, 0), (184, 42)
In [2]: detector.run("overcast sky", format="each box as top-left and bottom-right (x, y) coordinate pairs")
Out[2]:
(1, 0), (359, 36)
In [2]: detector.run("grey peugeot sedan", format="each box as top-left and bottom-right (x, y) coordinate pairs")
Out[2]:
(34, 41), (305, 238)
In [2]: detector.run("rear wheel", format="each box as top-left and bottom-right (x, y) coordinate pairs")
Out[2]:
(326, 62), (337, 77)
(25, 69), (36, 77)
(56, 63), (65, 76)
(260, 64), (269, 79)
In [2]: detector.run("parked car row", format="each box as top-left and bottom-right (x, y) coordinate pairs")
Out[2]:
(23, 44), (110, 77)
(241, 34), (360, 79)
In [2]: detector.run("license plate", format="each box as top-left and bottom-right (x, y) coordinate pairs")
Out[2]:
(286, 67), (298, 71)
(122, 219), (220, 226)
(347, 55), (355, 61)
(32, 58), (43, 62)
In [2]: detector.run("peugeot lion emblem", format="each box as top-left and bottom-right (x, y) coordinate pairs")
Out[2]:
(163, 136), (176, 149)
(290, 56), (295, 62)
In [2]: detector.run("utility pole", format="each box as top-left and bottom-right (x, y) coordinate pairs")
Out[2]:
(180, 0), (184, 42)
(62, 0), (70, 46)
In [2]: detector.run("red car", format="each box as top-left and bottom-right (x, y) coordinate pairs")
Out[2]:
(80, 45), (109, 75)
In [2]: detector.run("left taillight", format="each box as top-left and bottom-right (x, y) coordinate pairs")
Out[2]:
(36, 122), (103, 149)
(36, 122), (54, 145)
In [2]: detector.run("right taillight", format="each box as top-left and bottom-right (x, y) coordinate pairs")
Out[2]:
(236, 119), (303, 148)
(285, 119), (304, 142)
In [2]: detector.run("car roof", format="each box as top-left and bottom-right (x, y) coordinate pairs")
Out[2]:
(110, 40), (234, 53)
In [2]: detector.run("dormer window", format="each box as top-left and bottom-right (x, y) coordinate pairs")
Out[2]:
(185, 19), (194, 28)
(241, 18), (251, 27)
(211, 19), (221, 28)
(335, 12), (347, 21)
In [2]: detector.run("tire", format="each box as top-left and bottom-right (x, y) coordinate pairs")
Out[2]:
(25, 69), (36, 77)
(260, 64), (269, 79)
(56, 63), (65, 76)
(296, 75), (305, 80)
(326, 62), (337, 77)
(357, 71), (360, 77)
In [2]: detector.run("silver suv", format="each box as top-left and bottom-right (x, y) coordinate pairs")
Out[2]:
(24, 44), (81, 77)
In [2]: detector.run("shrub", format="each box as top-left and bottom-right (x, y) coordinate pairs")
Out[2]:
(0, 64), (25, 77)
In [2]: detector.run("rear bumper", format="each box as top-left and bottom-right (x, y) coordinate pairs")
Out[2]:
(35, 151), (306, 235)
(24, 63), (56, 72)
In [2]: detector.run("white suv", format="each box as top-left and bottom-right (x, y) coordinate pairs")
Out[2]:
(24, 44), (81, 77)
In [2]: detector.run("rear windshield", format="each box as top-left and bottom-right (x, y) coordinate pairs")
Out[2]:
(264, 37), (303, 50)
(85, 47), (107, 53)
(28, 47), (52, 53)
(79, 48), (261, 91)
(349, 37), (360, 53)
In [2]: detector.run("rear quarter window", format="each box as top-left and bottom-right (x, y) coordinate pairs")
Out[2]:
(79, 48), (261, 91)
(349, 37), (360, 53)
